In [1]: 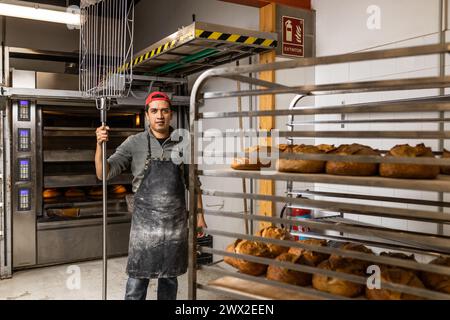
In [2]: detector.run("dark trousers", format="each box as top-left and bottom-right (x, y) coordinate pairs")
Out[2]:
(124, 277), (178, 300)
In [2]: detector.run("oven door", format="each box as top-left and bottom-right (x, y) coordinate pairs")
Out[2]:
(36, 104), (142, 266)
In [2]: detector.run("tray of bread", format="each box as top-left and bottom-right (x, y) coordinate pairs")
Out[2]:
(231, 143), (447, 179)
(43, 184), (130, 218)
(216, 226), (450, 300)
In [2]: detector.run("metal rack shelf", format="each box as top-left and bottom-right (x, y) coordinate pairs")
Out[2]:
(43, 150), (115, 162)
(202, 130), (450, 139)
(43, 127), (142, 137)
(188, 42), (450, 300)
(122, 21), (277, 77)
(199, 169), (450, 193)
(199, 95), (450, 119)
(200, 189), (450, 224)
(37, 214), (131, 230)
(44, 174), (133, 188)
(201, 151), (450, 165)
(287, 189), (450, 208)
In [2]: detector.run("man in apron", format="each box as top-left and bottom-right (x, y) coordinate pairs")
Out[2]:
(94, 91), (207, 300)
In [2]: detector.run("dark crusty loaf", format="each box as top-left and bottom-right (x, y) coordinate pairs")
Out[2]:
(276, 144), (328, 173)
(440, 148), (450, 175)
(420, 256), (450, 294)
(266, 252), (313, 286)
(328, 242), (374, 270)
(366, 268), (426, 300)
(312, 259), (365, 298)
(379, 251), (417, 274)
(231, 145), (273, 170)
(256, 226), (293, 257)
(379, 144), (439, 179)
(224, 239), (272, 276)
(288, 239), (329, 266)
(326, 143), (380, 176)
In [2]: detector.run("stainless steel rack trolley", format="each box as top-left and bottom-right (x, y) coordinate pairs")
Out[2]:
(188, 43), (450, 300)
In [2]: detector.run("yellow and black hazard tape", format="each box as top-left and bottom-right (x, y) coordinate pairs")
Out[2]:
(118, 29), (277, 72)
(117, 38), (177, 72)
(195, 29), (277, 48)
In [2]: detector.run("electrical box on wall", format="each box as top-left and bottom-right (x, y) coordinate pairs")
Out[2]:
(275, 5), (315, 59)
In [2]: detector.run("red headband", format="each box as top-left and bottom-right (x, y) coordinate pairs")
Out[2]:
(145, 91), (171, 107)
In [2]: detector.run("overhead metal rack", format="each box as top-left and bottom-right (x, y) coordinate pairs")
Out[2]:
(122, 21), (277, 76)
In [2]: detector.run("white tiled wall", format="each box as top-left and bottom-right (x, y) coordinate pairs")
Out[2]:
(311, 0), (449, 239)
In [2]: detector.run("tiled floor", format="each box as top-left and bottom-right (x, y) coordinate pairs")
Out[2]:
(0, 257), (230, 300)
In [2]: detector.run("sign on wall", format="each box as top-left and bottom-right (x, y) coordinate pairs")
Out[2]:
(282, 16), (304, 57)
(276, 5), (315, 59)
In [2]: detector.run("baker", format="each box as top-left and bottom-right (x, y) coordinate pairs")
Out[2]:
(94, 91), (207, 300)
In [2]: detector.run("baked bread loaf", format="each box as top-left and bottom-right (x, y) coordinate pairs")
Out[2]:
(312, 259), (365, 297)
(420, 256), (450, 294)
(43, 188), (62, 199)
(109, 184), (127, 199)
(278, 144), (289, 152)
(224, 239), (243, 270)
(379, 144), (439, 179)
(326, 144), (380, 176)
(256, 226), (293, 257)
(224, 239), (271, 276)
(328, 242), (374, 270)
(88, 186), (103, 199)
(110, 184), (127, 194)
(366, 268), (426, 300)
(379, 251), (417, 273)
(64, 188), (85, 198)
(288, 239), (329, 266)
(266, 252), (312, 286)
(316, 144), (336, 153)
(231, 145), (272, 170)
(440, 149), (450, 175)
(276, 144), (326, 173)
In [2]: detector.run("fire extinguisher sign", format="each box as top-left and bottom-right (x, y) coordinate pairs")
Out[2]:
(282, 15), (304, 58)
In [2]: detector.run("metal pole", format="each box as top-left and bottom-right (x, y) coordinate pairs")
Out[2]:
(99, 97), (108, 300)
(286, 95), (305, 226)
(236, 60), (249, 235)
(0, 109), (4, 277)
(248, 56), (254, 235)
(438, 0), (447, 236)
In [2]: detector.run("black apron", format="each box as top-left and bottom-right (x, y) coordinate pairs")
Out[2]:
(126, 133), (188, 279)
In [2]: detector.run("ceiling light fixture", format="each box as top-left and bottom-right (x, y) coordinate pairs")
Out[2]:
(0, 0), (80, 26)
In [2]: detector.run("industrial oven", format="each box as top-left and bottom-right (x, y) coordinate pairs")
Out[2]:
(0, 47), (167, 272)
(9, 71), (144, 269)
(1, 71), (193, 271)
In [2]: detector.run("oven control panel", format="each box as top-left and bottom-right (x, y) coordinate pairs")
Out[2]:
(18, 128), (31, 151)
(12, 99), (37, 267)
(18, 188), (31, 211)
(18, 158), (31, 181)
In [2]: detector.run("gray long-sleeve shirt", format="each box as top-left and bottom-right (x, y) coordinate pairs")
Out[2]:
(107, 127), (199, 193)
